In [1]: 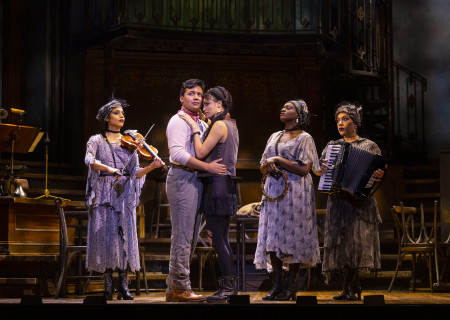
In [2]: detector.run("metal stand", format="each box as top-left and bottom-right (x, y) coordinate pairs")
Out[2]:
(35, 133), (69, 201)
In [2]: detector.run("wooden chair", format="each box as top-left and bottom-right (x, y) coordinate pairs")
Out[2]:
(54, 198), (99, 298)
(135, 203), (149, 295)
(433, 200), (450, 290)
(388, 201), (436, 292)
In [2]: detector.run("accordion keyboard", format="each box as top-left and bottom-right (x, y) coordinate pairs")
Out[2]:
(318, 142), (385, 199)
(318, 144), (342, 192)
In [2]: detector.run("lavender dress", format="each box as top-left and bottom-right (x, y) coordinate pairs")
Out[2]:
(84, 134), (145, 273)
(254, 131), (321, 270)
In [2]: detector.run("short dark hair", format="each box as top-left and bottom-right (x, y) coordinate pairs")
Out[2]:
(180, 79), (206, 96)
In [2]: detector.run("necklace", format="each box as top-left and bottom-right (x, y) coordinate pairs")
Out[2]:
(106, 129), (120, 133)
(345, 135), (360, 143)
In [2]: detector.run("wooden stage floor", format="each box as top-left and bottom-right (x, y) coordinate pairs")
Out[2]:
(1, 290), (449, 318)
(2, 289), (449, 305)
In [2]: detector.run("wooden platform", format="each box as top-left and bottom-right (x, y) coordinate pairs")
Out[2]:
(0, 290), (449, 318)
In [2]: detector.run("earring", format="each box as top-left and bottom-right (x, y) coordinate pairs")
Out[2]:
(296, 118), (299, 123)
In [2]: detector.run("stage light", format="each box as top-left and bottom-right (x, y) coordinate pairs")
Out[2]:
(364, 295), (385, 305)
(229, 294), (250, 305)
(20, 294), (42, 304)
(83, 295), (107, 304)
(296, 295), (318, 305)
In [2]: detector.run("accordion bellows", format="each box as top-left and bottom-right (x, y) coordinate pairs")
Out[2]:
(318, 143), (386, 199)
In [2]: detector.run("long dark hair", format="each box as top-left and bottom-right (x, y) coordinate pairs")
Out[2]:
(203, 86), (233, 139)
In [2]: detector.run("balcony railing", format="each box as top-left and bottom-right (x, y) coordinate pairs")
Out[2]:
(393, 62), (427, 156)
(81, 0), (391, 77)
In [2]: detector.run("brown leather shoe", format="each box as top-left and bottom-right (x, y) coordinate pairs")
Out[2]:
(172, 288), (205, 302)
(165, 293), (173, 302)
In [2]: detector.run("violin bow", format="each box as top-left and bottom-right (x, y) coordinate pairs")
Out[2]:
(119, 123), (155, 176)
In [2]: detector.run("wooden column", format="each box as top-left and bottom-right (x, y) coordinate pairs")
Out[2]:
(2, 0), (27, 111)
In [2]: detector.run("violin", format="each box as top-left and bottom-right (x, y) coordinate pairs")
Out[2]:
(121, 130), (168, 174)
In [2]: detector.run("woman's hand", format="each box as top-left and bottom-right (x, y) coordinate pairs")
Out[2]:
(136, 157), (165, 178)
(263, 157), (279, 175)
(375, 165), (387, 181)
(150, 157), (164, 169)
(198, 109), (207, 122)
(106, 166), (123, 180)
(107, 166), (121, 175)
(178, 111), (198, 131)
(319, 159), (330, 176)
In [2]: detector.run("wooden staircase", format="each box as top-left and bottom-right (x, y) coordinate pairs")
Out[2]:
(378, 162), (441, 291)
(401, 163), (440, 208)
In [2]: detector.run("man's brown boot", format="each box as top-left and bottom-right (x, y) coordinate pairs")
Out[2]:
(172, 288), (205, 302)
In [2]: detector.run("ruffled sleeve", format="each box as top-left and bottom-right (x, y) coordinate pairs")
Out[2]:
(84, 134), (102, 209)
(297, 133), (321, 173)
(129, 151), (146, 207)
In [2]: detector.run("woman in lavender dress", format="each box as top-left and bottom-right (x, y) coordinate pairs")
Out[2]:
(254, 99), (321, 301)
(85, 99), (163, 300)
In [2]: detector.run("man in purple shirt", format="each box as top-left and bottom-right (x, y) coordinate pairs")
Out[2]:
(165, 79), (226, 302)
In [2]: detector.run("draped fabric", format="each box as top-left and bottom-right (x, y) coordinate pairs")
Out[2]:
(320, 137), (382, 278)
(84, 134), (145, 273)
(254, 131), (321, 270)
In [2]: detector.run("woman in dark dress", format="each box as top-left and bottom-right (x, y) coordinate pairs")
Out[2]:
(85, 99), (163, 300)
(319, 101), (386, 301)
(179, 86), (239, 303)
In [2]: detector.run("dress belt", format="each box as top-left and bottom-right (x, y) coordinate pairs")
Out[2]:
(170, 163), (197, 173)
(99, 171), (130, 177)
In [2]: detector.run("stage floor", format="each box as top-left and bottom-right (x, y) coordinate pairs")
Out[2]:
(1, 289), (449, 304)
(1, 290), (449, 318)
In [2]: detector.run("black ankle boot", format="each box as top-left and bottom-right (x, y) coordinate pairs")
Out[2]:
(207, 276), (237, 303)
(333, 267), (357, 301)
(117, 270), (134, 300)
(104, 269), (113, 301)
(262, 270), (283, 300)
(352, 272), (362, 300)
(274, 271), (297, 301)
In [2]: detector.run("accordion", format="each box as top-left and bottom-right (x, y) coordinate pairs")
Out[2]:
(318, 143), (386, 199)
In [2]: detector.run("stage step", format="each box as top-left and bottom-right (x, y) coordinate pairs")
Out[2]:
(0, 159), (79, 175)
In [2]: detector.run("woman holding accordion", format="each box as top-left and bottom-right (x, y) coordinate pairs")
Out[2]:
(319, 101), (386, 301)
(254, 99), (321, 301)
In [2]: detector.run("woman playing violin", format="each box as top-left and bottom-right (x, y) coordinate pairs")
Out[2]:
(85, 98), (163, 301)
